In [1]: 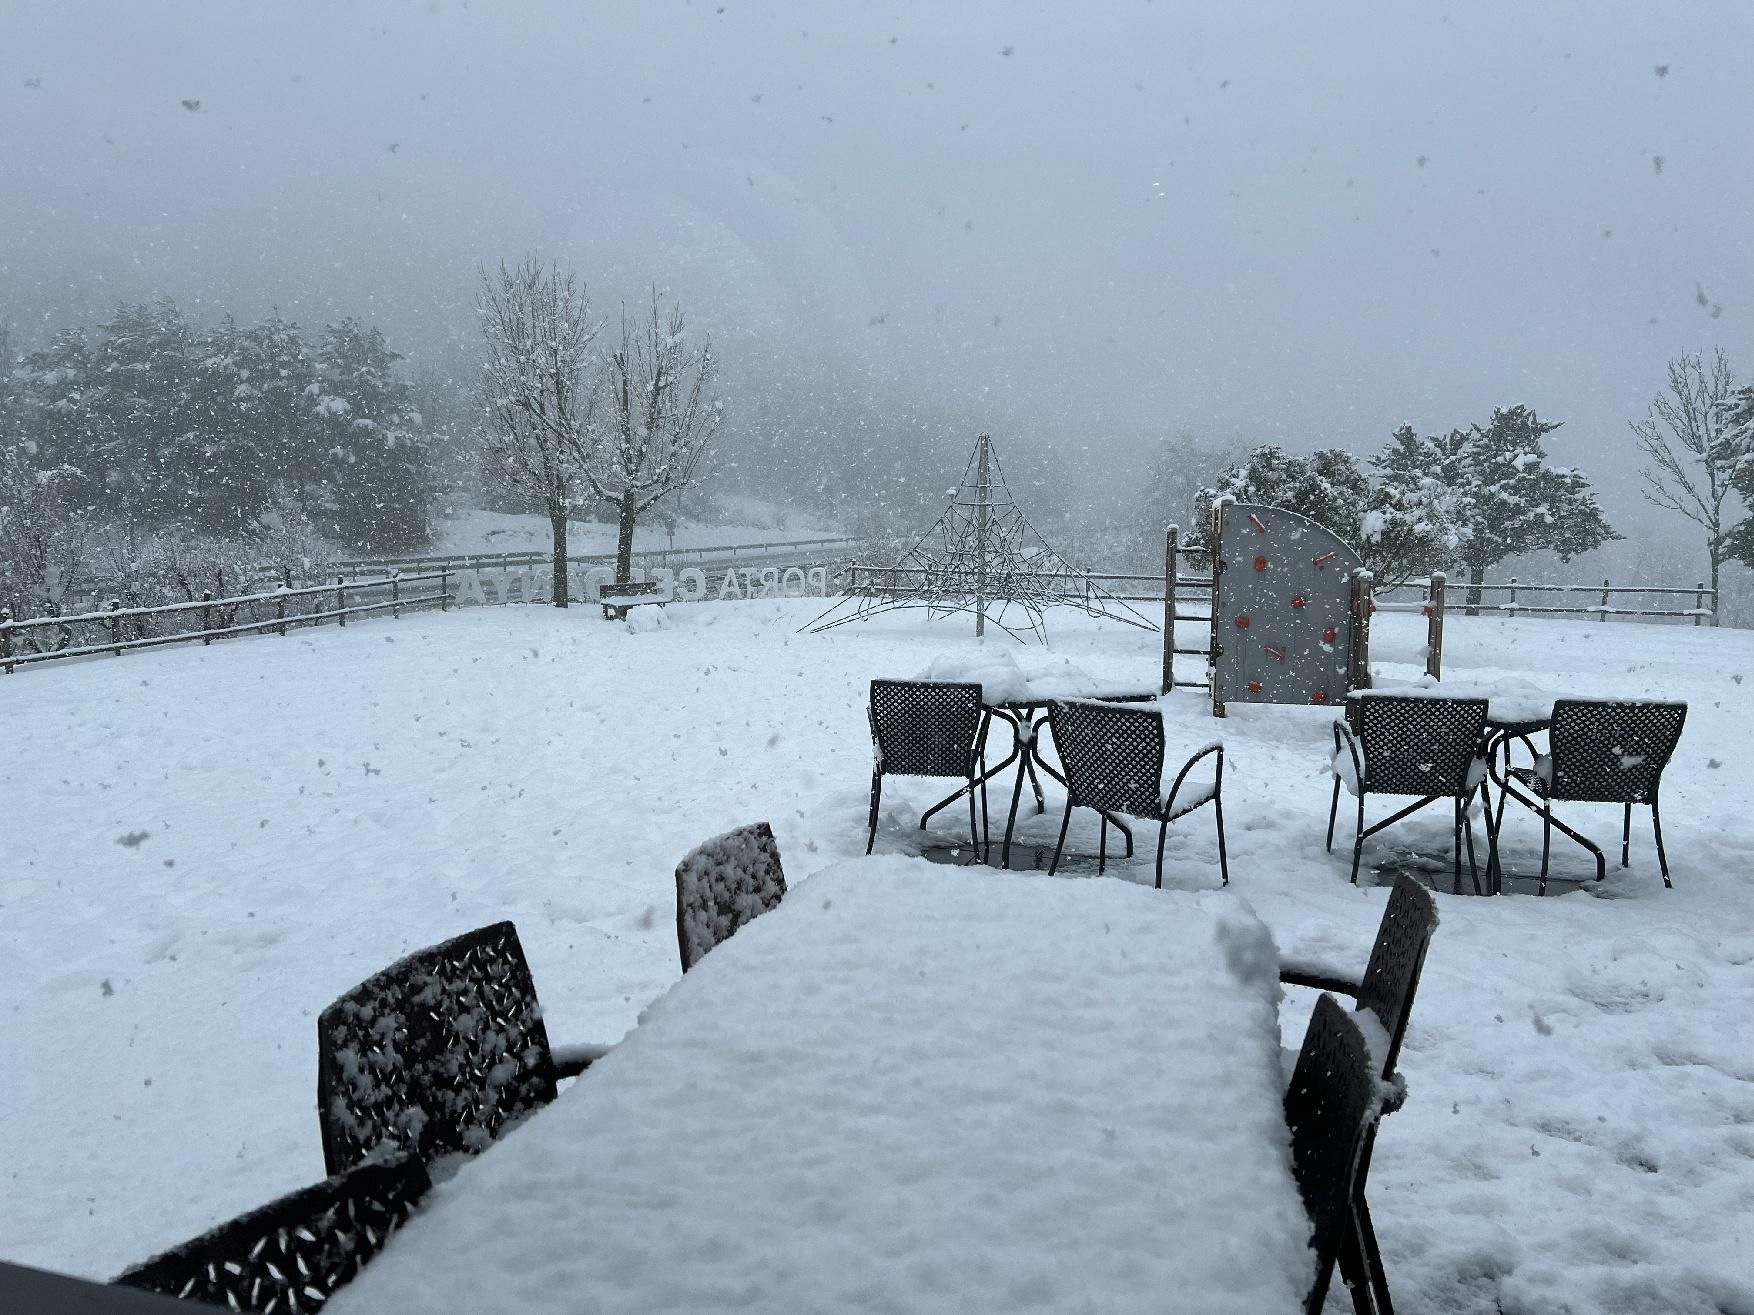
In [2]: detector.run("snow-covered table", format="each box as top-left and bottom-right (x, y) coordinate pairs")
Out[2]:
(914, 649), (1160, 867)
(331, 857), (1313, 1315)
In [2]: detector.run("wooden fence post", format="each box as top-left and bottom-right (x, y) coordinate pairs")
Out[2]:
(1425, 573), (1445, 680)
(1347, 570), (1373, 692)
(440, 570), (450, 612)
(337, 574), (347, 627)
(1601, 578), (1611, 622)
(276, 589), (287, 636)
(1695, 581), (1705, 627)
(107, 600), (122, 656)
(1161, 525), (1178, 695)
(392, 572), (401, 620)
(200, 591), (213, 645)
(1, 609), (12, 675)
(1507, 578), (1518, 615)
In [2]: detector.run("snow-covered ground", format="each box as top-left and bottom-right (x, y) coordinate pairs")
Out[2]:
(3, 602), (1751, 1314)
(428, 501), (839, 558)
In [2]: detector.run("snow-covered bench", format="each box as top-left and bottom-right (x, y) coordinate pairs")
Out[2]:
(600, 578), (669, 620)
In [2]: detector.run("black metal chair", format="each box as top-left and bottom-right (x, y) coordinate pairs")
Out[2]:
(1044, 699), (1227, 886)
(1496, 699), (1686, 893)
(1330, 695), (1491, 894)
(114, 1155), (430, 1312)
(1283, 994), (1382, 1315)
(675, 820), (788, 972)
(1281, 873), (1439, 1314)
(867, 680), (990, 856)
(316, 920), (609, 1177)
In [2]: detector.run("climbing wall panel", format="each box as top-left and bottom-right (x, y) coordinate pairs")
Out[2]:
(1211, 502), (1363, 715)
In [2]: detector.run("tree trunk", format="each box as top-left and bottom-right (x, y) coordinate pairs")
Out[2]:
(615, 490), (637, 586)
(1465, 561), (1485, 617)
(550, 510), (569, 608)
(1710, 550), (1721, 627)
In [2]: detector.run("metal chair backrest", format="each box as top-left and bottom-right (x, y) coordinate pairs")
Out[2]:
(869, 680), (986, 778)
(1283, 995), (1378, 1315)
(1547, 699), (1686, 804)
(317, 921), (560, 1176)
(1356, 874), (1439, 1081)
(1046, 699), (1165, 819)
(115, 1156), (431, 1311)
(1355, 694), (1489, 796)
(676, 821), (788, 972)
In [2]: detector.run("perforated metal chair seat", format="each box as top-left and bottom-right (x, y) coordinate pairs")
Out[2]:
(1494, 699), (1685, 892)
(675, 821), (788, 972)
(317, 921), (603, 1177)
(867, 680), (991, 856)
(1283, 995), (1383, 1315)
(1044, 700), (1228, 887)
(115, 1156), (431, 1313)
(1328, 694), (1493, 893)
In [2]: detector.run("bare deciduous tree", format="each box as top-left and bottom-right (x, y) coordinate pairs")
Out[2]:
(585, 290), (722, 586)
(477, 257), (598, 607)
(1632, 348), (1746, 624)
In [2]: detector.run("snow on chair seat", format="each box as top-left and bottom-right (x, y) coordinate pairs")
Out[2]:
(316, 920), (608, 1177)
(675, 821), (788, 973)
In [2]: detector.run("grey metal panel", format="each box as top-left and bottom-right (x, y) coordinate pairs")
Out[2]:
(1213, 503), (1362, 711)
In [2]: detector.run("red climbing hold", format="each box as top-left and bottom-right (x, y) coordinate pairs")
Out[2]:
(1290, 593), (1307, 609)
(1312, 689), (1328, 704)
(1264, 645), (1285, 661)
(1313, 551), (1335, 568)
(1253, 555), (1268, 572)
(1322, 626), (1337, 643)
(1248, 513), (1268, 533)
(1235, 615), (1251, 629)
(1247, 680), (1262, 694)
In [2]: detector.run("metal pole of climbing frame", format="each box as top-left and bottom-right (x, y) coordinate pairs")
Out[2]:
(974, 433), (990, 639)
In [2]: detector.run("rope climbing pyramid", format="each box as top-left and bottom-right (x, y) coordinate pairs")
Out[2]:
(803, 433), (1156, 641)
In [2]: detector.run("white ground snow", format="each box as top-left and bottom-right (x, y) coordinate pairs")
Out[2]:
(3, 601), (1752, 1314)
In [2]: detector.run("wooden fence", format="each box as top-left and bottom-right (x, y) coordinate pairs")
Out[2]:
(0, 571), (454, 674)
(1374, 577), (1716, 625)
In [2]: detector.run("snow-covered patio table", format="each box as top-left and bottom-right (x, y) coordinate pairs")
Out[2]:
(330, 856), (1313, 1315)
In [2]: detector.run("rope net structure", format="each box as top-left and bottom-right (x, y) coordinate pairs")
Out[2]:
(803, 434), (1157, 642)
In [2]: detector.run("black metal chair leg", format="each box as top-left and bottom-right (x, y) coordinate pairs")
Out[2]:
(1047, 800), (1074, 876)
(1622, 802), (1632, 867)
(1356, 1195), (1393, 1315)
(867, 773), (882, 855)
(1334, 1208), (1378, 1315)
(1652, 799), (1672, 887)
(1451, 798), (1464, 896)
(1213, 795), (1230, 887)
(1155, 819), (1169, 889)
(1539, 802), (1552, 897)
(1461, 803), (1481, 896)
(1327, 777), (1341, 852)
(968, 782), (980, 856)
(1097, 813), (1108, 876)
(1479, 782), (1501, 895)
(1350, 797), (1367, 885)
(980, 773), (990, 861)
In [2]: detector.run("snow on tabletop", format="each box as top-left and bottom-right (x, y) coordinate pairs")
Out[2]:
(331, 859), (1311, 1315)
(918, 648), (1152, 706)
(1355, 672), (1572, 725)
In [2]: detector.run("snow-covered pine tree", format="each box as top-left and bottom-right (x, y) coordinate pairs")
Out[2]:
(1720, 381), (1754, 572)
(1191, 444), (1446, 587)
(310, 318), (431, 553)
(1376, 406), (1619, 613)
(87, 300), (199, 532)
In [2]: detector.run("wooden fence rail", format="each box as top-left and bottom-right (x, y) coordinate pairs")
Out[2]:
(1, 571), (453, 674)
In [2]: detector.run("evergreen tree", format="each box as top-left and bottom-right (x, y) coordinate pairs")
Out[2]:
(310, 318), (431, 552)
(1375, 406), (1619, 612)
(1192, 444), (1448, 587)
(1721, 383), (1754, 570)
(87, 300), (199, 531)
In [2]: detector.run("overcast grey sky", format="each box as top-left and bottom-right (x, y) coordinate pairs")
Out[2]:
(2, 0), (1750, 517)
